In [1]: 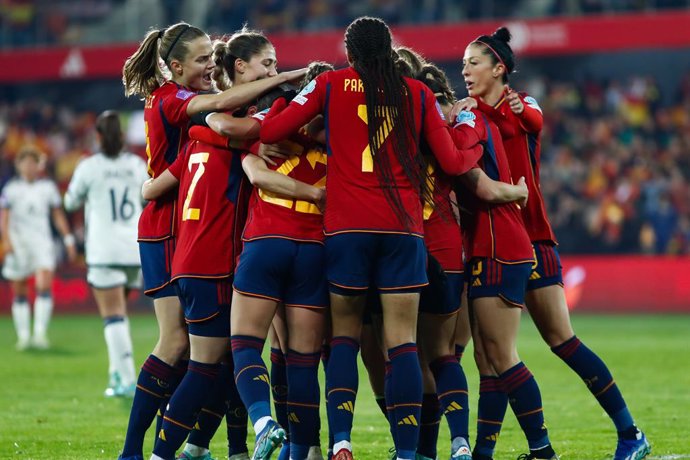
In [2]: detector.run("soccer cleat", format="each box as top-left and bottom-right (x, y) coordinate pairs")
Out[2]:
(307, 446), (325, 460)
(104, 371), (121, 397)
(387, 447), (396, 460)
(415, 454), (435, 460)
(450, 437), (472, 460)
(31, 335), (50, 350)
(117, 455), (144, 460)
(614, 430), (651, 460)
(176, 450), (217, 459)
(332, 448), (353, 460)
(251, 420), (286, 460)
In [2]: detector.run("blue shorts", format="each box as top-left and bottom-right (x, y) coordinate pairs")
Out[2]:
(420, 272), (464, 315)
(466, 258), (530, 308)
(139, 239), (176, 299)
(233, 239), (328, 309)
(527, 242), (564, 291)
(326, 233), (427, 295)
(175, 277), (232, 337)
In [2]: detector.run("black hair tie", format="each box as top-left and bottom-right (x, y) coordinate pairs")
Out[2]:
(162, 25), (190, 63)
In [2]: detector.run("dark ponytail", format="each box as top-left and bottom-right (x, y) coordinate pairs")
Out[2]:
(473, 26), (515, 83)
(345, 17), (432, 230)
(96, 110), (124, 158)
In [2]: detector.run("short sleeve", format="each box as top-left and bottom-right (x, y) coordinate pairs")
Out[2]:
(162, 85), (195, 126)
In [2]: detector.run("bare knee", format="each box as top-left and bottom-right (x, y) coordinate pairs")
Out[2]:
(153, 328), (189, 364)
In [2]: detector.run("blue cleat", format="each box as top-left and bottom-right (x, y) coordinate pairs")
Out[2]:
(117, 456), (144, 460)
(614, 431), (651, 460)
(450, 436), (472, 460)
(251, 420), (286, 460)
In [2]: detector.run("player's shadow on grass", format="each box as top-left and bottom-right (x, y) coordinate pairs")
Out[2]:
(22, 347), (79, 356)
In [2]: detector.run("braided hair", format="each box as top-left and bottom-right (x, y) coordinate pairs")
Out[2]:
(345, 17), (432, 230)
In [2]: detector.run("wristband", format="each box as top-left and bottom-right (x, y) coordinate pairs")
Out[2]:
(63, 234), (76, 247)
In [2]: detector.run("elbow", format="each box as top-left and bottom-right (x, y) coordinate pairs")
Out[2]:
(246, 171), (266, 189)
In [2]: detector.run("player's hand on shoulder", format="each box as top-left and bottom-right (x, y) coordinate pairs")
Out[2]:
(449, 97), (478, 124)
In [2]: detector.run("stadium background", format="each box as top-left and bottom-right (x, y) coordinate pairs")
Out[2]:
(0, 1), (689, 459)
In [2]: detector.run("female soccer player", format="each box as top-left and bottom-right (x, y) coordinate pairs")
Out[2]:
(449, 95), (559, 459)
(415, 63), (530, 460)
(260, 17), (484, 460)
(1, 145), (76, 351)
(452, 27), (650, 460)
(119, 21), (306, 460)
(141, 111), (322, 460)
(223, 65), (332, 460)
(64, 111), (149, 397)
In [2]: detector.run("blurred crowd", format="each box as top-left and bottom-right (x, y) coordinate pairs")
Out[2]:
(1, 73), (688, 256)
(2, 0), (690, 48)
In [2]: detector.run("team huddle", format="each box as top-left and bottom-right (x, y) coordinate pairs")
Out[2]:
(2, 14), (651, 460)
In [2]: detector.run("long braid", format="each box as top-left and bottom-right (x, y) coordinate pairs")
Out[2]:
(416, 63), (460, 222)
(345, 17), (433, 231)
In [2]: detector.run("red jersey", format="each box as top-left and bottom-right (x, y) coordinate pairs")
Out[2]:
(260, 67), (483, 237)
(423, 163), (463, 273)
(138, 81), (196, 241)
(452, 109), (533, 263)
(243, 143), (326, 243)
(476, 92), (556, 244)
(168, 139), (244, 279)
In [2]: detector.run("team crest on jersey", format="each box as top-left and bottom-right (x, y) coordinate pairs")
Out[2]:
(435, 101), (446, 120)
(293, 79), (316, 105)
(176, 89), (195, 100)
(523, 96), (542, 113)
(455, 110), (476, 128)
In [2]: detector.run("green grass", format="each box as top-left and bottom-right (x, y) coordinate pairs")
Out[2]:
(0, 314), (688, 460)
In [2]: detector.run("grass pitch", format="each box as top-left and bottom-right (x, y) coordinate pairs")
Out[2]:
(0, 313), (688, 460)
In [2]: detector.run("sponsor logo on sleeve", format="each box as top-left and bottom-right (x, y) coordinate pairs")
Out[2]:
(293, 79), (316, 105)
(454, 110), (476, 128)
(524, 96), (542, 113)
(176, 89), (195, 100)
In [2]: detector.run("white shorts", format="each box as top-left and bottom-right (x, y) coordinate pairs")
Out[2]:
(2, 239), (56, 280)
(87, 266), (142, 290)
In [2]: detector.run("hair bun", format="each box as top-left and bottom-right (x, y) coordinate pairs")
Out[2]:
(492, 27), (512, 44)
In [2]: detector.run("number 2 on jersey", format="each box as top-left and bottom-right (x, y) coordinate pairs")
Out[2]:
(358, 104), (395, 172)
(182, 152), (209, 221)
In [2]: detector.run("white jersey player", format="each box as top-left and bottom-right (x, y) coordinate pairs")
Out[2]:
(64, 110), (148, 397)
(1, 145), (77, 350)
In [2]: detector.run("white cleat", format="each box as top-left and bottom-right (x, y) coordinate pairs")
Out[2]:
(30, 335), (50, 350)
